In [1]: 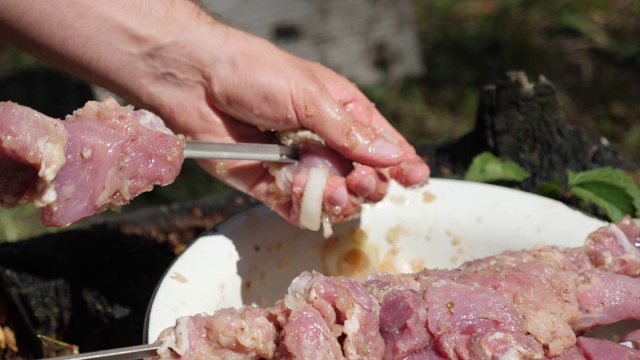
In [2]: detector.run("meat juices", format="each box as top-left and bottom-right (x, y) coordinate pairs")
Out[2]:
(153, 217), (640, 359)
(0, 98), (185, 227)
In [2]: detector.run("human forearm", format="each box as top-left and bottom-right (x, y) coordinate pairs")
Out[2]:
(0, 0), (217, 125)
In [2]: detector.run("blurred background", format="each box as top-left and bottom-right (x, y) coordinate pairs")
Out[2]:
(0, 0), (639, 242)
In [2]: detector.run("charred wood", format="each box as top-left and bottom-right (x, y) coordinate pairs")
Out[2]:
(428, 71), (640, 191)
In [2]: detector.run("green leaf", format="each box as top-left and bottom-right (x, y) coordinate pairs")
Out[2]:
(567, 167), (640, 221)
(568, 167), (640, 212)
(569, 184), (629, 222)
(534, 179), (565, 198)
(464, 152), (531, 183)
(557, 11), (609, 46)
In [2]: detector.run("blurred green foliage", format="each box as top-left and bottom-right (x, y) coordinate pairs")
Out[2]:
(0, 205), (53, 242)
(464, 152), (531, 183)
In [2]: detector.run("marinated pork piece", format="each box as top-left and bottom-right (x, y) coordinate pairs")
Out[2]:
(0, 98), (185, 227)
(153, 217), (640, 360)
(156, 307), (277, 360)
(268, 130), (390, 238)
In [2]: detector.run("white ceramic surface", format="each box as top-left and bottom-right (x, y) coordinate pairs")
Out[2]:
(145, 178), (607, 341)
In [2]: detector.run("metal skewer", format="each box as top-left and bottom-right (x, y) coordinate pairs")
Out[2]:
(40, 342), (162, 360)
(184, 140), (298, 163)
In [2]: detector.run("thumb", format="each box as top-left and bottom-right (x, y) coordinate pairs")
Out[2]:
(296, 93), (404, 168)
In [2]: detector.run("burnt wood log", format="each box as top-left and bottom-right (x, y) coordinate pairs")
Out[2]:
(429, 71), (640, 191)
(0, 230), (175, 358)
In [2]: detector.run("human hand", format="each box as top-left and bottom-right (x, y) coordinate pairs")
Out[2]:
(143, 25), (429, 230)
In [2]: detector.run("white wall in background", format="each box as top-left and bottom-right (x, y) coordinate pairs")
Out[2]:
(200, 0), (424, 85)
(94, 0), (424, 101)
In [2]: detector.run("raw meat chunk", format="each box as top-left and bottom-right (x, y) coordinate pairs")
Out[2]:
(0, 98), (185, 227)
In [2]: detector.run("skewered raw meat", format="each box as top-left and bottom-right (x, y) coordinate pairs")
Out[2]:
(0, 98), (398, 232)
(153, 217), (640, 359)
(0, 98), (185, 227)
(268, 130), (391, 238)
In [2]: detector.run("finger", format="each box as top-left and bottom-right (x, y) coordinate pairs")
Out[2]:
(346, 164), (390, 203)
(293, 85), (404, 168)
(389, 152), (430, 187)
(363, 106), (430, 187)
(303, 94), (429, 188)
(323, 176), (361, 222)
(315, 71), (431, 187)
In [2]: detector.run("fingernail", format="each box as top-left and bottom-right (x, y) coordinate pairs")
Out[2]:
(371, 139), (403, 161)
(355, 173), (376, 197)
(405, 163), (431, 187)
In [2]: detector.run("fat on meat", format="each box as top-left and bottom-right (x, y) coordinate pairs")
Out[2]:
(152, 217), (640, 360)
(0, 98), (185, 227)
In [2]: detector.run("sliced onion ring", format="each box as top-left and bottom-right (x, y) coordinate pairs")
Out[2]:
(299, 166), (329, 231)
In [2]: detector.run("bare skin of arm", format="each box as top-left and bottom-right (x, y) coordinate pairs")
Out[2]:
(0, 0), (429, 226)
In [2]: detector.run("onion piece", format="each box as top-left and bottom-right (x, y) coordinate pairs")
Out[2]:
(322, 214), (333, 238)
(299, 166), (329, 231)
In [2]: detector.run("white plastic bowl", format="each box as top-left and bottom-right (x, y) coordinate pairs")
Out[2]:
(145, 178), (607, 341)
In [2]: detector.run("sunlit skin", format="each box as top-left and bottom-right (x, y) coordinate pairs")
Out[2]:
(0, 0), (429, 227)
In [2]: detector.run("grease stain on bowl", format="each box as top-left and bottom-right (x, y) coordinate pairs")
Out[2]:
(170, 272), (188, 284)
(388, 194), (408, 205)
(410, 259), (427, 272)
(386, 224), (407, 245)
(218, 282), (226, 296)
(422, 191), (436, 203)
(277, 257), (292, 269)
(242, 208), (262, 229)
(322, 228), (379, 281)
(449, 233), (462, 246)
